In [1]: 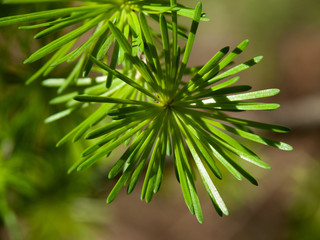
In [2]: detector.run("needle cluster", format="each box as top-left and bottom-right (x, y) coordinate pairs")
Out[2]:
(0, 0), (292, 223)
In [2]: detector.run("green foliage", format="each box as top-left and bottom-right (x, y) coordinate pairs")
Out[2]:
(0, 80), (104, 239)
(0, 0), (292, 224)
(285, 158), (320, 240)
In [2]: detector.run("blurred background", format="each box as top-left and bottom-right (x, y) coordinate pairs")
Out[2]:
(0, 0), (320, 239)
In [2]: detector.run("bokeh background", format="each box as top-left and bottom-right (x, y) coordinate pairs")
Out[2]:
(1, 0), (320, 239)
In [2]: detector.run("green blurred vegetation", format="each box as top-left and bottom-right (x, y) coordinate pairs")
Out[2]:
(0, 3), (111, 240)
(285, 158), (320, 240)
